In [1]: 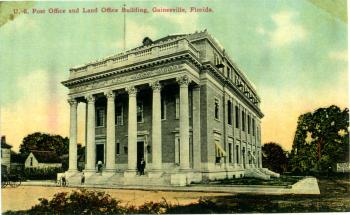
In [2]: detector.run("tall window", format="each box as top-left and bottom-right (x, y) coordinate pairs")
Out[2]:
(116, 104), (123, 125)
(242, 110), (245, 131)
(30, 157), (33, 166)
(235, 105), (239, 128)
(116, 143), (120, 155)
(96, 108), (105, 127)
(247, 115), (251, 134)
(229, 143), (232, 163)
(161, 95), (166, 120)
(236, 145), (239, 164)
(214, 99), (219, 120)
(252, 119), (255, 136)
(175, 95), (179, 119)
(227, 100), (232, 125)
(137, 100), (143, 123)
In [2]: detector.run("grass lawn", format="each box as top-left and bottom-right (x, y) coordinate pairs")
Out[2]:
(169, 176), (350, 213)
(205, 175), (302, 186)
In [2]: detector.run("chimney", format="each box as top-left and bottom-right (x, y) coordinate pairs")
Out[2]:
(1, 136), (5, 144)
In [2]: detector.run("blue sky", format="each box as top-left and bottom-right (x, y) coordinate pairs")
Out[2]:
(0, 0), (348, 151)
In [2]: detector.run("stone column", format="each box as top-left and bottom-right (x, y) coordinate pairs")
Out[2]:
(259, 149), (263, 168)
(125, 86), (138, 176)
(85, 95), (96, 172)
(177, 75), (190, 170)
(150, 81), (162, 170)
(192, 86), (201, 171)
(105, 90), (116, 172)
(68, 98), (78, 172)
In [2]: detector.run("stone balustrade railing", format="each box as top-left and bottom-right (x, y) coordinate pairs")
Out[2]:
(69, 38), (199, 79)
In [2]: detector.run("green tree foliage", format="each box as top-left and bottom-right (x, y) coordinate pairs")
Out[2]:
(19, 132), (69, 157)
(262, 142), (289, 173)
(291, 105), (349, 173)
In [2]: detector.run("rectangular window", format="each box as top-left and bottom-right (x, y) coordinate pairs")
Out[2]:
(235, 105), (239, 128)
(116, 142), (120, 155)
(236, 145), (239, 164)
(137, 100), (143, 123)
(175, 136), (180, 164)
(248, 115), (251, 134)
(189, 90), (193, 119)
(175, 95), (179, 119)
(229, 143), (232, 163)
(227, 100), (232, 125)
(252, 119), (255, 136)
(96, 108), (105, 127)
(242, 111), (245, 131)
(30, 157), (33, 166)
(214, 99), (219, 120)
(161, 95), (166, 120)
(116, 104), (123, 125)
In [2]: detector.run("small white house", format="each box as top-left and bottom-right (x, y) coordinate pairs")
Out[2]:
(25, 150), (62, 169)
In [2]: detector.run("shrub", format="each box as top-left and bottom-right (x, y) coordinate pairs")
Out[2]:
(23, 167), (63, 180)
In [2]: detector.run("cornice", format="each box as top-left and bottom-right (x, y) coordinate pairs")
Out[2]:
(62, 51), (201, 88)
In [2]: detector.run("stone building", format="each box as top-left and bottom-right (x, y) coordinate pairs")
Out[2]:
(62, 30), (275, 186)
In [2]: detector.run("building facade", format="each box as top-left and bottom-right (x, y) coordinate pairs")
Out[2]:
(25, 151), (62, 169)
(62, 30), (271, 186)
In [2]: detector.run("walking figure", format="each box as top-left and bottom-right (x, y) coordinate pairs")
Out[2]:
(97, 160), (103, 175)
(61, 175), (66, 187)
(81, 173), (85, 185)
(140, 158), (146, 175)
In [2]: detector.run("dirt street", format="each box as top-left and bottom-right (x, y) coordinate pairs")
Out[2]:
(2, 185), (230, 212)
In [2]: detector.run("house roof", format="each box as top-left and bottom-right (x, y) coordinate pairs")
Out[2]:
(30, 150), (61, 163)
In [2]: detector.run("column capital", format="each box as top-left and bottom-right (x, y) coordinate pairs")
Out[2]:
(149, 81), (162, 91)
(176, 75), (190, 87)
(67, 98), (78, 106)
(126, 86), (137, 96)
(85, 94), (95, 103)
(104, 90), (115, 100)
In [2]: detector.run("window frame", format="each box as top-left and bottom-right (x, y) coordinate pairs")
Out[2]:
(161, 94), (166, 120)
(116, 104), (123, 126)
(96, 107), (105, 127)
(137, 100), (144, 123)
(214, 98), (220, 120)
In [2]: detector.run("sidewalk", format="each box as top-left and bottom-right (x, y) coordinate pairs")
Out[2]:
(21, 177), (320, 195)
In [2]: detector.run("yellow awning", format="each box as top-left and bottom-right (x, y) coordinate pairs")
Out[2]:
(215, 142), (227, 157)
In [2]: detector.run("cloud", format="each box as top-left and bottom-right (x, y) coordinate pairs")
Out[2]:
(1, 70), (86, 151)
(258, 11), (307, 47)
(329, 49), (348, 61)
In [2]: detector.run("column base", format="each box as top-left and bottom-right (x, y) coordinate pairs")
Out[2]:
(65, 169), (79, 177)
(124, 170), (137, 178)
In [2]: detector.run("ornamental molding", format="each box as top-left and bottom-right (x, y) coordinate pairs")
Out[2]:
(67, 98), (78, 106)
(126, 86), (137, 96)
(104, 90), (115, 99)
(176, 75), (190, 86)
(149, 81), (161, 91)
(85, 94), (95, 103)
(69, 64), (183, 94)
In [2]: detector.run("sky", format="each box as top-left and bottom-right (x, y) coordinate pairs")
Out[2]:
(0, 0), (348, 152)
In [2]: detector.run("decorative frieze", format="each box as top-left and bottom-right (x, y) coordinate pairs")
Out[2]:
(85, 94), (95, 103)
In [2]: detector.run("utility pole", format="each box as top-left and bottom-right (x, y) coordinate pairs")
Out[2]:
(123, 3), (126, 52)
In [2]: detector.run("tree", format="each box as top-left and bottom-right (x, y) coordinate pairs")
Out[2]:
(290, 105), (349, 173)
(19, 132), (69, 157)
(262, 142), (289, 173)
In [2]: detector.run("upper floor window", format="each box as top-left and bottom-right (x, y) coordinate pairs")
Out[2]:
(137, 100), (143, 123)
(161, 95), (166, 120)
(247, 115), (251, 134)
(116, 104), (123, 125)
(214, 99), (220, 120)
(96, 108), (105, 127)
(235, 105), (239, 128)
(242, 110), (245, 131)
(227, 100), (232, 125)
(116, 142), (120, 155)
(252, 119), (255, 136)
(30, 157), (33, 166)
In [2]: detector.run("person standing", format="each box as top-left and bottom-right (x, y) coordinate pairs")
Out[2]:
(140, 158), (146, 175)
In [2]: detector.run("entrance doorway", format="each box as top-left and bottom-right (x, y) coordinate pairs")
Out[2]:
(137, 141), (145, 172)
(96, 144), (104, 165)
